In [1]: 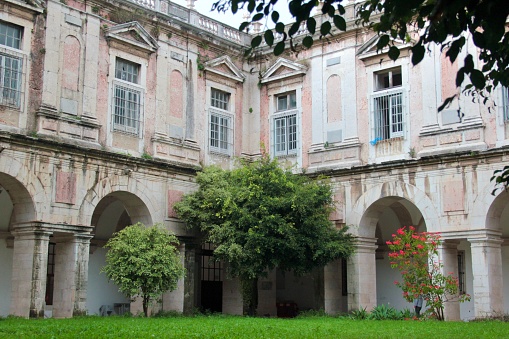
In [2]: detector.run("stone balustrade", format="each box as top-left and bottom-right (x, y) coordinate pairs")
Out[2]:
(123, 0), (251, 45)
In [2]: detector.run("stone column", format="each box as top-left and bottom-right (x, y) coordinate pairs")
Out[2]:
(324, 259), (345, 314)
(52, 233), (92, 318)
(438, 240), (460, 320)
(222, 275), (243, 315)
(10, 230), (51, 318)
(257, 270), (277, 316)
(161, 242), (197, 314)
(347, 237), (377, 312)
(469, 237), (504, 317)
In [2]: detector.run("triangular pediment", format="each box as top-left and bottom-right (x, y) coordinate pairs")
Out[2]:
(105, 22), (158, 53)
(261, 58), (307, 84)
(204, 56), (245, 83)
(357, 35), (413, 60)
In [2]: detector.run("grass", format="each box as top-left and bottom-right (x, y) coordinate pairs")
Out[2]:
(0, 315), (508, 338)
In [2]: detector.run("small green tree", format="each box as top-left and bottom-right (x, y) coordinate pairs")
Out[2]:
(102, 223), (186, 317)
(174, 155), (354, 315)
(387, 226), (470, 320)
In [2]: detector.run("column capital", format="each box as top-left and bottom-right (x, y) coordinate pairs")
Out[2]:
(468, 237), (503, 248)
(354, 236), (378, 252)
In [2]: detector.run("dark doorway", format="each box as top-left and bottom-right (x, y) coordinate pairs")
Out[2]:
(200, 243), (222, 313)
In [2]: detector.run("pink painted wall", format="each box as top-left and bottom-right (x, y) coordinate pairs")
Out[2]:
(62, 36), (80, 92)
(259, 85), (269, 153)
(170, 70), (183, 119)
(327, 75), (341, 123)
(301, 72), (312, 168)
(144, 53), (158, 150)
(95, 32), (110, 146)
(441, 52), (458, 101)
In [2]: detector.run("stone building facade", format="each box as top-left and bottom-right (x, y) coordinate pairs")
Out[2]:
(0, 0), (508, 320)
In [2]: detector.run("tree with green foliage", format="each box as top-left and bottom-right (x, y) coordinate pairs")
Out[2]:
(212, 0), (509, 191)
(174, 155), (354, 315)
(102, 223), (186, 317)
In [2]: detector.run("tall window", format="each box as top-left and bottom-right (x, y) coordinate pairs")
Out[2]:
(45, 242), (55, 306)
(457, 250), (466, 294)
(112, 58), (142, 135)
(209, 88), (232, 155)
(274, 91), (298, 156)
(373, 67), (404, 141)
(503, 87), (509, 122)
(0, 22), (23, 108)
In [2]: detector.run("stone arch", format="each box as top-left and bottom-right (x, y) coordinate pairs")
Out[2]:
(349, 180), (439, 237)
(485, 190), (509, 232)
(0, 172), (36, 227)
(78, 175), (157, 227)
(470, 178), (509, 230)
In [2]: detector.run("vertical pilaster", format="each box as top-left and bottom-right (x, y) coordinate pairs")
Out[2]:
(438, 240), (460, 320)
(324, 259), (345, 314)
(52, 233), (92, 318)
(347, 237), (377, 312)
(469, 237), (504, 317)
(162, 243), (185, 313)
(222, 275), (243, 315)
(257, 270), (276, 316)
(10, 230), (50, 318)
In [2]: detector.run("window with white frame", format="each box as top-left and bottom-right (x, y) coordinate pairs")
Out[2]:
(502, 87), (509, 122)
(112, 58), (143, 135)
(457, 250), (466, 294)
(274, 91), (298, 156)
(209, 88), (232, 155)
(0, 21), (23, 108)
(372, 67), (404, 141)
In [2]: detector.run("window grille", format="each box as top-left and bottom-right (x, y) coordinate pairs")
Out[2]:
(373, 89), (404, 141)
(457, 251), (466, 294)
(112, 58), (143, 136)
(0, 22), (23, 108)
(113, 83), (142, 135)
(202, 242), (222, 282)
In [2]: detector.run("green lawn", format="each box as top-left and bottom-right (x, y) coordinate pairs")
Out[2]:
(0, 315), (507, 338)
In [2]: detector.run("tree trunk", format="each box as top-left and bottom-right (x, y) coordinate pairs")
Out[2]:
(143, 295), (149, 317)
(241, 277), (258, 316)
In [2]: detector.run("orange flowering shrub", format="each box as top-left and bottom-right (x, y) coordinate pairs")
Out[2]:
(387, 226), (470, 320)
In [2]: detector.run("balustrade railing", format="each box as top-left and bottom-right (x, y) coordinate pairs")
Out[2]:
(123, 0), (251, 45)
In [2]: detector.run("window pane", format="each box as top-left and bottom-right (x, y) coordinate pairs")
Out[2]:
(0, 22), (22, 49)
(0, 53), (23, 107)
(211, 88), (229, 111)
(503, 87), (509, 121)
(277, 96), (287, 111)
(289, 92), (297, 109)
(115, 59), (139, 84)
(210, 115), (219, 147)
(275, 117), (286, 152)
(287, 115), (297, 151)
(390, 93), (403, 133)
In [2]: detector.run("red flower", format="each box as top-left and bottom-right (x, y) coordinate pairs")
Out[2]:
(397, 228), (405, 235)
